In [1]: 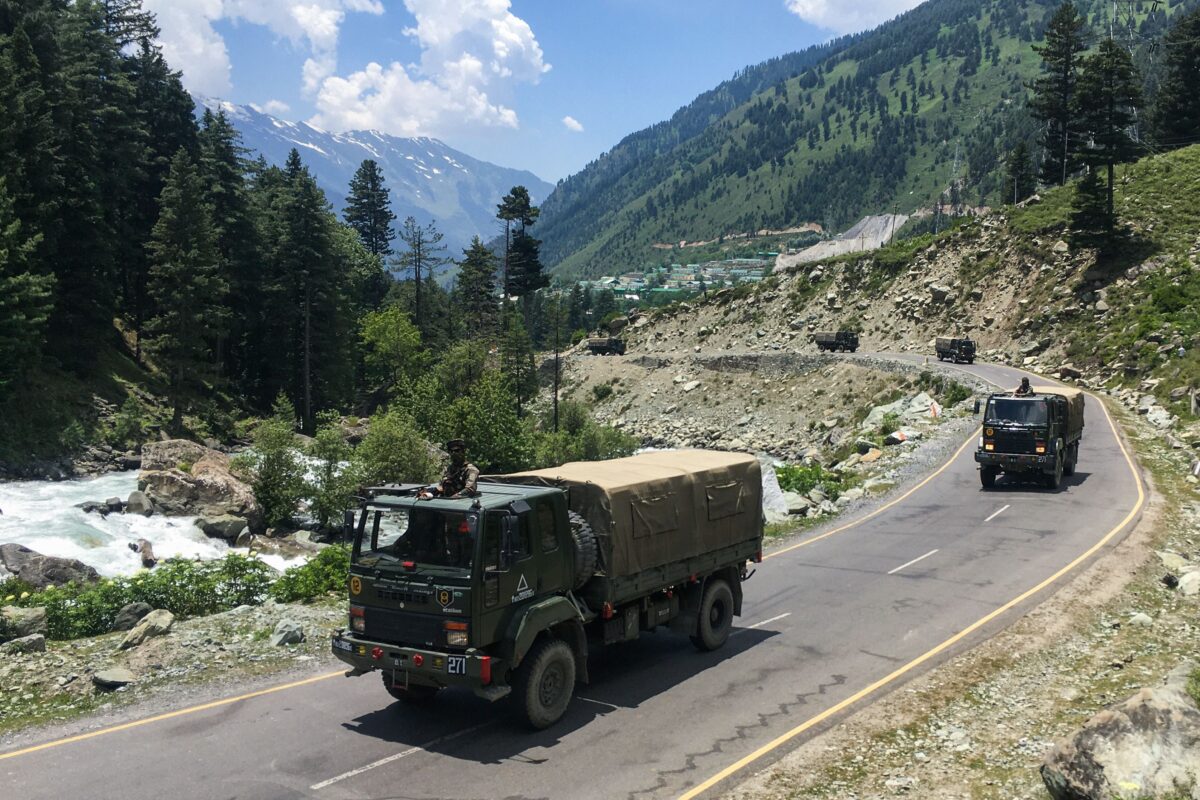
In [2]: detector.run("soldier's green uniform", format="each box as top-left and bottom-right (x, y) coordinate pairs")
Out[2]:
(436, 439), (479, 498)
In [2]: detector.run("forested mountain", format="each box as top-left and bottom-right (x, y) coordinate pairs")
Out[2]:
(538, 0), (1199, 278)
(198, 99), (554, 256)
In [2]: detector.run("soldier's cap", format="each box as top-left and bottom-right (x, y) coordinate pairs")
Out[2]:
(446, 439), (467, 452)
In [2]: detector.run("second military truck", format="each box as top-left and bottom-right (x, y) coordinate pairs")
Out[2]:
(332, 450), (763, 729)
(975, 385), (1085, 489)
(936, 336), (976, 364)
(814, 330), (860, 353)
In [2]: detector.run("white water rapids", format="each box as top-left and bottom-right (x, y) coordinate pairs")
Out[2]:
(0, 472), (294, 578)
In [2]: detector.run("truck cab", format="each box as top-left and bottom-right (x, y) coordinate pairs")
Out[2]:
(974, 386), (1084, 489)
(936, 337), (976, 364)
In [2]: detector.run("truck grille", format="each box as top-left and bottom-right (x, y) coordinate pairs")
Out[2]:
(994, 428), (1036, 454)
(363, 608), (443, 648)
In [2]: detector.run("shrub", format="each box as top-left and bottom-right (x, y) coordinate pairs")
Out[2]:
(878, 412), (901, 437)
(108, 396), (147, 448)
(270, 546), (350, 604)
(247, 396), (307, 528)
(592, 383), (614, 402)
(775, 463), (853, 500)
(351, 408), (440, 487)
(307, 412), (354, 529)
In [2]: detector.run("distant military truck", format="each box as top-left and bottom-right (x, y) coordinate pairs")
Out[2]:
(814, 330), (859, 353)
(974, 385), (1085, 490)
(586, 335), (626, 355)
(936, 336), (976, 364)
(332, 450), (763, 729)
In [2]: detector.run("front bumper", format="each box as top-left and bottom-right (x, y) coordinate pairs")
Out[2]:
(975, 451), (1049, 472)
(331, 630), (504, 691)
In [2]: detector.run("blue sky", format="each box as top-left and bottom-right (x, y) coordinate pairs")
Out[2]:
(144, 1), (922, 182)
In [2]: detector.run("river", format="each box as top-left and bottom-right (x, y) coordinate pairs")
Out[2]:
(0, 472), (293, 578)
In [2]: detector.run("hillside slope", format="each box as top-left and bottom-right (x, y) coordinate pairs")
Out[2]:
(539, 0), (1194, 279)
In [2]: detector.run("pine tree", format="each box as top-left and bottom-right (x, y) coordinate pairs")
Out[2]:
(1028, 1), (1089, 186)
(456, 236), (499, 339)
(1069, 168), (1109, 245)
(0, 178), (54, 393)
(566, 283), (586, 332)
(99, 0), (158, 49)
(344, 159), (395, 257)
(1075, 38), (1142, 225)
(497, 186), (539, 295)
(145, 151), (226, 431)
(1002, 142), (1036, 205)
(1149, 7), (1200, 150)
(394, 216), (447, 339)
(500, 308), (538, 418)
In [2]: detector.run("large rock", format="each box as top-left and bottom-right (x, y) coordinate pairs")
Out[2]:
(1, 606), (47, 639)
(118, 609), (174, 650)
(2, 633), (46, 654)
(1041, 662), (1200, 800)
(93, 667), (137, 689)
(138, 440), (262, 532)
(194, 514), (249, 541)
(111, 602), (152, 632)
(270, 619), (305, 646)
(125, 490), (154, 516)
(0, 544), (100, 590)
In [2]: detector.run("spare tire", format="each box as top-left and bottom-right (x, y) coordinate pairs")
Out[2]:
(567, 510), (598, 590)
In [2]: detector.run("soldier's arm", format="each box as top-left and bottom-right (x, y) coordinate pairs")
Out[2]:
(464, 464), (480, 495)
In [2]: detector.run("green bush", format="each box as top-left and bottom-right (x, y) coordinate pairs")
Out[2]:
(592, 383), (614, 402)
(307, 412), (354, 529)
(270, 546), (350, 604)
(245, 395), (306, 528)
(878, 412), (901, 437)
(352, 408), (440, 487)
(775, 463), (853, 501)
(108, 396), (147, 448)
(532, 400), (638, 468)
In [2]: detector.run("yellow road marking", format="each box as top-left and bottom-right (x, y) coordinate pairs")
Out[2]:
(680, 380), (1145, 799)
(0, 670), (345, 761)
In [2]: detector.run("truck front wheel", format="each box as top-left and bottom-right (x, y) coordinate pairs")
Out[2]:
(980, 466), (998, 488)
(515, 638), (576, 730)
(690, 578), (734, 652)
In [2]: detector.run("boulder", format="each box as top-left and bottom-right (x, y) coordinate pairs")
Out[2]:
(118, 609), (174, 650)
(1059, 364), (1083, 380)
(860, 448), (884, 464)
(884, 430), (910, 446)
(928, 284), (953, 303)
(1180, 570), (1200, 597)
(234, 530), (254, 548)
(104, 496), (124, 513)
(270, 619), (305, 646)
(111, 602), (153, 632)
(139, 440), (262, 532)
(76, 500), (109, 516)
(781, 491), (813, 515)
(1, 605), (47, 639)
(2, 633), (46, 654)
(1041, 662), (1200, 800)
(1053, 240), (1070, 254)
(128, 538), (157, 568)
(125, 490), (154, 516)
(92, 667), (137, 690)
(0, 544), (100, 590)
(195, 515), (249, 541)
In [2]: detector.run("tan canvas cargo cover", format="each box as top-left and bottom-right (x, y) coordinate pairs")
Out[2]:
(495, 450), (762, 576)
(1031, 385), (1086, 434)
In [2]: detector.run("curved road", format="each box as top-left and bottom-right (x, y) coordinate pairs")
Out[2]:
(0, 359), (1144, 800)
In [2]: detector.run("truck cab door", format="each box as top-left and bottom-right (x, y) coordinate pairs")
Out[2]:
(477, 511), (536, 642)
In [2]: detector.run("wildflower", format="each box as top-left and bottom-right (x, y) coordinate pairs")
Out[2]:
(19, 591), (30, 600)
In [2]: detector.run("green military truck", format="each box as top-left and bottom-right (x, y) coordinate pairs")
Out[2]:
(331, 450), (763, 729)
(814, 330), (859, 353)
(974, 385), (1085, 490)
(936, 336), (976, 364)
(586, 335), (626, 355)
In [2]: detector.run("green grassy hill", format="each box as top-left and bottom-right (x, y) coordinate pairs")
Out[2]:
(538, 0), (1194, 279)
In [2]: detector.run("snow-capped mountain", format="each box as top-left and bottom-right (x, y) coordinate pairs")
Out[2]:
(197, 98), (554, 258)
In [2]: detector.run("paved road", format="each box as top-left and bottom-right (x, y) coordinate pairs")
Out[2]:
(0, 359), (1144, 800)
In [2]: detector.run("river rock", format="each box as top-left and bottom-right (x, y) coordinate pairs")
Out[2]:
(104, 496), (124, 513)
(1180, 570), (1200, 597)
(125, 490), (154, 516)
(1041, 662), (1200, 800)
(781, 491), (812, 515)
(93, 667), (136, 689)
(270, 619), (305, 646)
(0, 543), (100, 590)
(118, 609), (174, 650)
(139, 440), (262, 532)
(1, 606), (47, 640)
(2, 633), (47, 654)
(112, 602), (153, 632)
(195, 514), (249, 541)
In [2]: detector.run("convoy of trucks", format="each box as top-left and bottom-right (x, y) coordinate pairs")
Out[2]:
(332, 450), (763, 729)
(974, 385), (1085, 490)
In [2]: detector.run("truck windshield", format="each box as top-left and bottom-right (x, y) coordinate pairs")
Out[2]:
(986, 398), (1048, 426)
(354, 507), (477, 570)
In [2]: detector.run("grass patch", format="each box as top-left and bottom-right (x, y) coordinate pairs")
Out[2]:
(776, 463), (856, 501)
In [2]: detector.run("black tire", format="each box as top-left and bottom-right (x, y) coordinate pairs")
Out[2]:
(690, 578), (734, 652)
(567, 510), (598, 590)
(514, 638), (576, 730)
(1044, 454), (1063, 490)
(1063, 444), (1077, 476)
(980, 466), (998, 488)
(382, 673), (439, 704)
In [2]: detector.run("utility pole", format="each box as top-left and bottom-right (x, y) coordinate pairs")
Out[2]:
(553, 293), (560, 433)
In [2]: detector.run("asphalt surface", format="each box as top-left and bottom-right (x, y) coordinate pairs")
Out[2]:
(0, 359), (1143, 800)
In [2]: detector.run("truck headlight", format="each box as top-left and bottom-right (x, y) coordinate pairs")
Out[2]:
(445, 621), (468, 646)
(984, 442), (994, 451)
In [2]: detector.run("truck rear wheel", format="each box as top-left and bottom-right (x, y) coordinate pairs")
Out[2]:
(567, 511), (598, 589)
(382, 674), (439, 704)
(690, 578), (734, 652)
(514, 638), (576, 730)
(980, 466), (998, 488)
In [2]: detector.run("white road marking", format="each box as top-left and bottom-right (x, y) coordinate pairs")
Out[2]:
(310, 722), (492, 790)
(887, 549), (940, 576)
(732, 612), (792, 636)
(576, 696), (620, 710)
(984, 504), (1011, 523)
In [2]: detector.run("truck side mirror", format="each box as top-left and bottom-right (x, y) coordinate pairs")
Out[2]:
(343, 509), (355, 539)
(973, 398), (981, 415)
(499, 515), (518, 570)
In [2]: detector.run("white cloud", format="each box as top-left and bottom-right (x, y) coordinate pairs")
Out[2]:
(143, 0), (384, 97)
(252, 99), (292, 115)
(310, 0), (549, 137)
(562, 115), (584, 133)
(783, 0), (923, 35)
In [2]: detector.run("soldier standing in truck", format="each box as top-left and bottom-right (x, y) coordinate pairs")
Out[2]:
(421, 439), (480, 499)
(1014, 377), (1033, 396)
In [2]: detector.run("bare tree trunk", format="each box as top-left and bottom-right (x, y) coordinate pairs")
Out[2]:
(304, 281), (312, 433)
